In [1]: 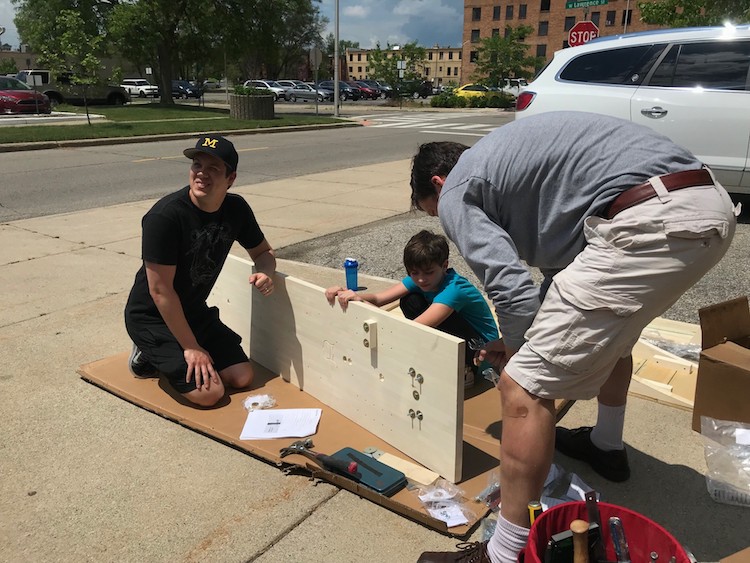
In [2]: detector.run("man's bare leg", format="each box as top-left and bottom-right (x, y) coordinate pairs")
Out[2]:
(486, 371), (556, 563)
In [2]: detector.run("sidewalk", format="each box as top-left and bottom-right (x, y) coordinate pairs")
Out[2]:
(0, 157), (746, 562)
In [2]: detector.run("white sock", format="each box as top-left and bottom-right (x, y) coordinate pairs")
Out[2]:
(486, 513), (529, 563)
(590, 402), (626, 451)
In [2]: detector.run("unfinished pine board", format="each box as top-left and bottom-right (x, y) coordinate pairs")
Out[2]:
(630, 338), (697, 410)
(209, 254), (465, 482)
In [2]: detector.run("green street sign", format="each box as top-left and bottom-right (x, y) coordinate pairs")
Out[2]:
(566, 0), (608, 8)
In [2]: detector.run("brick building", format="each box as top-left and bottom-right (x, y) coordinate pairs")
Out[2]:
(461, 0), (664, 84)
(345, 45), (463, 89)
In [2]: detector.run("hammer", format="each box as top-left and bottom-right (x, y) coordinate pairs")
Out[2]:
(279, 439), (358, 475)
(570, 519), (590, 563)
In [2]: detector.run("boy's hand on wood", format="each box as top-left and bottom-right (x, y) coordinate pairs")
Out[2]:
(325, 286), (345, 305)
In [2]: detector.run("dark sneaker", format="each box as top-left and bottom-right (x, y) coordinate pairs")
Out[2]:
(418, 541), (491, 563)
(128, 344), (159, 379)
(555, 426), (630, 482)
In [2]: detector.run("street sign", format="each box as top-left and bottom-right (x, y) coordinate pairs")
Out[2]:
(565, 0), (608, 8)
(309, 47), (323, 68)
(568, 20), (600, 47)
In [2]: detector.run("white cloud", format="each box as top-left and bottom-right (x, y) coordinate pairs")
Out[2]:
(343, 5), (369, 18)
(0, 0), (20, 48)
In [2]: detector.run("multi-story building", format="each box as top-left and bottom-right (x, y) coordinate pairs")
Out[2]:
(345, 45), (463, 88)
(461, 0), (664, 84)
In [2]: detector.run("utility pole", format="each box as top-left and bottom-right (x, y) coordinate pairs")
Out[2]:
(334, 0), (340, 117)
(624, 0), (631, 33)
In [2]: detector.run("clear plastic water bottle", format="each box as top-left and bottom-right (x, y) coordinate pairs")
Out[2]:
(344, 257), (359, 290)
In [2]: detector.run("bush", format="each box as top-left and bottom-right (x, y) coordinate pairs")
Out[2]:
(488, 92), (516, 108)
(233, 85), (269, 96)
(430, 93), (467, 108)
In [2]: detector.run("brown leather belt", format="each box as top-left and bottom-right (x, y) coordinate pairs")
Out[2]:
(603, 168), (713, 219)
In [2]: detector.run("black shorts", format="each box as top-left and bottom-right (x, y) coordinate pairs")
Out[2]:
(126, 306), (248, 394)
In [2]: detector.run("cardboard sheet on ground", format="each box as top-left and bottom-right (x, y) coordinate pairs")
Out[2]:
(79, 258), (572, 535)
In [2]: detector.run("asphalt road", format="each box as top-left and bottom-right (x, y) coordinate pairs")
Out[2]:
(0, 110), (511, 222)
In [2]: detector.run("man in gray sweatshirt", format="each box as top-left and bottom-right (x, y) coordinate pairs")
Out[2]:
(413, 112), (738, 563)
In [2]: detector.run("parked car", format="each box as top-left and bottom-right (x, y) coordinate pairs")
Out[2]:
(352, 81), (381, 99)
(515, 25), (750, 195)
(359, 79), (390, 98)
(396, 79), (432, 99)
(0, 76), (51, 114)
(243, 79), (285, 101)
(16, 69), (130, 107)
(453, 83), (494, 98)
(120, 78), (159, 98)
(171, 80), (202, 99)
(283, 82), (330, 102)
(317, 80), (360, 101)
(500, 78), (528, 97)
(200, 78), (222, 90)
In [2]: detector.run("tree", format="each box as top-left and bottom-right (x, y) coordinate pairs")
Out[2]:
(638, 0), (750, 26)
(0, 58), (18, 74)
(471, 26), (542, 87)
(322, 33), (359, 79)
(368, 42), (426, 87)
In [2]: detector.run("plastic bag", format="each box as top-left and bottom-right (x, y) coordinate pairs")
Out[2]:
(417, 479), (474, 528)
(701, 416), (750, 507)
(242, 394), (276, 412)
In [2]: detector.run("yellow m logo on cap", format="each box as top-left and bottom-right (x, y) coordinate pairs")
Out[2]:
(201, 137), (218, 149)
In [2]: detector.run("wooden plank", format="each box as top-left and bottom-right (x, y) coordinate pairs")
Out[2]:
(209, 255), (464, 482)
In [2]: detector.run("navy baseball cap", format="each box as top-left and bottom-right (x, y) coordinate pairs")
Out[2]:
(183, 134), (238, 173)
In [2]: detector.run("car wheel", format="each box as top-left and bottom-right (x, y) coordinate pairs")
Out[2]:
(47, 94), (63, 108)
(109, 94), (126, 106)
(317, 94), (324, 102)
(412, 91), (420, 99)
(138, 91), (146, 98)
(290, 94), (297, 102)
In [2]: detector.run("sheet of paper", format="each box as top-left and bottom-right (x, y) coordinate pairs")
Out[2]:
(427, 505), (468, 527)
(240, 408), (322, 440)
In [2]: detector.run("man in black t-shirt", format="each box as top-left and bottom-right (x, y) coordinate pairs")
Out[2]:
(124, 135), (276, 407)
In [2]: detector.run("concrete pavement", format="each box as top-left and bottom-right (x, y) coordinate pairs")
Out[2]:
(1, 141), (748, 562)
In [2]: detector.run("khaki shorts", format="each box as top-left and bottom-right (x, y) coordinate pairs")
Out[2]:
(505, 179), (737, 400)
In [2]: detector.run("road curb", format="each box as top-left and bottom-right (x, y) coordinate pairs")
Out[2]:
(0, 121), (361, 153)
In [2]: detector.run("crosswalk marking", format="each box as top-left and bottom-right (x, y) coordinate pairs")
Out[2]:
(359, 112), (498, 136)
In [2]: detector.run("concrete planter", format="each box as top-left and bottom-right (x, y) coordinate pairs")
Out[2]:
(229, 93), (274, 120)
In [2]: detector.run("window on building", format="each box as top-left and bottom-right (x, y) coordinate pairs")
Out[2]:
(348, 66), (353, 72)
(606, 10), (616, 26)
(365, 66), (369, 72)
(591, 11), (600, 27)
(538, 21), (548, 36)
(472, 7), (481, 20)
(564, 16), (576, 31)
(470, 51), (478, 63)
(493, 5), (501, 20)
(425, 68), (430, 76)
(358, 66), (362, 73)
(439, 51), (444, 60)
(519, 4), (527, 19)
(349, 54), (353, 62)
(492, 28), (500, 37)
(506, 5), (514, 19)
(429, 52), (433, 60)
(458, 51), (462, 60)
(622, 9), (632, 26)
(471, 29), (481, 42)
(454, 66), (459, 75)
(505, 27), (512, 38)
(449, 51), (454, 60)
(447, 67), (452, 76)
(540, 0), (551, 11)
(536, 44), (547, 58)
(439, 66), (443, 72)
(357, 53), (361, 61)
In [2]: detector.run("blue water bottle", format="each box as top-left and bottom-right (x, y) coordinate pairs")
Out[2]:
(344, 257), (359, 290)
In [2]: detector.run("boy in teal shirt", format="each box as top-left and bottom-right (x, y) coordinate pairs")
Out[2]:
(325, 230), (499, 387)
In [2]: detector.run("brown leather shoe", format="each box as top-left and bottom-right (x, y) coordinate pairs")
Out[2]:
(417, 541), (492, 562)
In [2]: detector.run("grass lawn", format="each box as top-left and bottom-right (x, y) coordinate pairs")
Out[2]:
(0, 103), (346, 144)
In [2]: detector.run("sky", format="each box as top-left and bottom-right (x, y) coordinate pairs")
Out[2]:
(0, 0), (465, 51)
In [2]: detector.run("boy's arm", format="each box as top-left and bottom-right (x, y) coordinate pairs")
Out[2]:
(413, 302), (453, 328)
(325, 282), (409, 310)
(246, 238), (276, 295)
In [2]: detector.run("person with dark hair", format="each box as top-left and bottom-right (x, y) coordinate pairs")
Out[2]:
(124, 135), (276, 408)
(413, 112), (737, 563)
(325, 230), (498, 387)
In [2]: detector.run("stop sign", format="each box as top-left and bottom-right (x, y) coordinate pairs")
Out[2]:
(568, 21), (599, 48)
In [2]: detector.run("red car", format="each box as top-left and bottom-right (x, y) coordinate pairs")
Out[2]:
(0, 76), (52, 114)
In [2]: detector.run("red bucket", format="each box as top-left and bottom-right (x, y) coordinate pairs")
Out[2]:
(519, 501), (689, 563)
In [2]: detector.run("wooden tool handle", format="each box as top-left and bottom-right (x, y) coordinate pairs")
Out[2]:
(570, 519), (590, 563)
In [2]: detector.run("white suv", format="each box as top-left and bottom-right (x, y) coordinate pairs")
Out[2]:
(243, 79), (285, 101)
(515, 25), (750, 195)
(121, 78), (159, 98)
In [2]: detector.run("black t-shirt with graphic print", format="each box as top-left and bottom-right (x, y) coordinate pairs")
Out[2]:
(125, 186), (264, 325)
